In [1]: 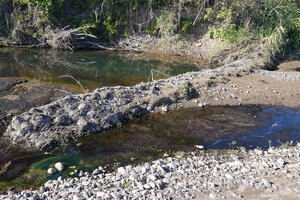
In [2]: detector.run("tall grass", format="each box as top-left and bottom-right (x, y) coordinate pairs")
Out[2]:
(252, 0), (300, 56)
(207, 0), (300, 56)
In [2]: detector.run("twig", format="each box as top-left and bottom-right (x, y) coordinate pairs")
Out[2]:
(53, 88), (75, 95)
(1, 118), (8, 127)
(148, 69), (170, 82)
(193, 0), (208, 26)
(57, 73), (86, 93)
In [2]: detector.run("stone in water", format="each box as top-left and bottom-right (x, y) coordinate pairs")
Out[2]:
(47, 168), (58, 175)
(195, 145), (205, 150)
(55, 162), (64, 171)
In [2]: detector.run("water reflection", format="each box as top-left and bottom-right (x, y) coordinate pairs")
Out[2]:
(0, 48), (199, 91)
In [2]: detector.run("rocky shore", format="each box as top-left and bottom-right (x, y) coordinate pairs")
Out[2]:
(0, 39), (299, 199)
(3, 62), (300, 151)
(1, 144), (299, 200)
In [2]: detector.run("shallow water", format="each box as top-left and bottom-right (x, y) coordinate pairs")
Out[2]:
(204, 106), (300, 149)
(0, 48), (199, 92)
(1, 105), (299, 191)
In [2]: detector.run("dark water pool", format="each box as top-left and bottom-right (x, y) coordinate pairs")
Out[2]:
(204, 106), (300, 149)
(1, 105), (299, 191)
(0, 48), (199, 92)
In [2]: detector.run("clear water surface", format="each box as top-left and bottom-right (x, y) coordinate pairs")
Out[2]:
(0, 48), (199, 92)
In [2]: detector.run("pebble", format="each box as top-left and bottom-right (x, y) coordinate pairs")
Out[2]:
(148, 175), (157, 181)
(277, 158), (285, 167)
(198, 103), (207, 108)
(92, 168), (100, 175)
(1, 145), (299, 200)
(47, 167), (57, 175)
(209, 193), (217, 199)
(261, 179), (272, 188)
(195, 145), (205, 150)
(254, 149), (263, 155)
(225, 173), (234, 180)
(161, 106), (168, 112)
(54, 162), (64, 171)
(117, 167), (126, 176)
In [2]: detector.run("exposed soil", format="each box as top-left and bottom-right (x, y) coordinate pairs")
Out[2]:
(276, 60), (300, 72)
(172, 68), (300, 111)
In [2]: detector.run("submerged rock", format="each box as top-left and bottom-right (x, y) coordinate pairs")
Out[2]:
(195, 145), (205, 150)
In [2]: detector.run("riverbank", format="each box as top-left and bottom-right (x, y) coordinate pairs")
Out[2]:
(0, 45), (299, 200)
(1, 144), (299, 199)
(0, 0), (300, 198)
(3, 55), (300, 150)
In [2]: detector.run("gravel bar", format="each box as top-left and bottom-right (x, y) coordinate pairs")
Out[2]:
(1, 144), (299, 200)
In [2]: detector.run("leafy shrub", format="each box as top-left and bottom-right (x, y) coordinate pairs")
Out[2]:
(209, 23), (246, 42)
(206, 0), (300, 55)
(253, 0), (300, 53)
(179, 18), (193, 33)
(155, 10), (177, 36)
(103, 13), (118, 39)
(204, 7), (214, 22)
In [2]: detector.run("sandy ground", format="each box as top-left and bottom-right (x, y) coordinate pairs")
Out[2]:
(175, 68), (300, 110)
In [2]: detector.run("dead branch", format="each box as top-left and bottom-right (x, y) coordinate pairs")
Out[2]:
(193, 0), (209, 26)
(46, 27), (97, 50)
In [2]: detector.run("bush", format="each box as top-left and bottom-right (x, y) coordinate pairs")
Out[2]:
(209, 23), (246, 42)
(179, 18), (193, 33)
(246, 0), (300, 54)
(206, 0), (300, 54)
(155, 10), (177, 36)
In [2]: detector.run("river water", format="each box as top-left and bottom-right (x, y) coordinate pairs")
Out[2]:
(0, 48), (199, 92)
(0, 48), (299, 192)
(0, 47), (200, 190)
(1, 105), (300, 191)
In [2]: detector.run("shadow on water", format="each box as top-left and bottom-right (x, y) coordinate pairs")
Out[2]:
(0, 105), (300, 191)
(0, 48), (199, 92)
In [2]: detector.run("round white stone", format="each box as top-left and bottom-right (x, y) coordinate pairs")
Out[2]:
(47, 167), (58, 175)
(195, 145), (205, 150)
(54, 162), (64, 171)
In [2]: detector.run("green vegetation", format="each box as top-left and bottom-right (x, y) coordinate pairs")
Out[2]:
(155, 10), (177, 36)
(208, 23), (246, 43)
(204, 0), (300, 55)
(0, 0), (299, 55)
(179, 18), (193, 33)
